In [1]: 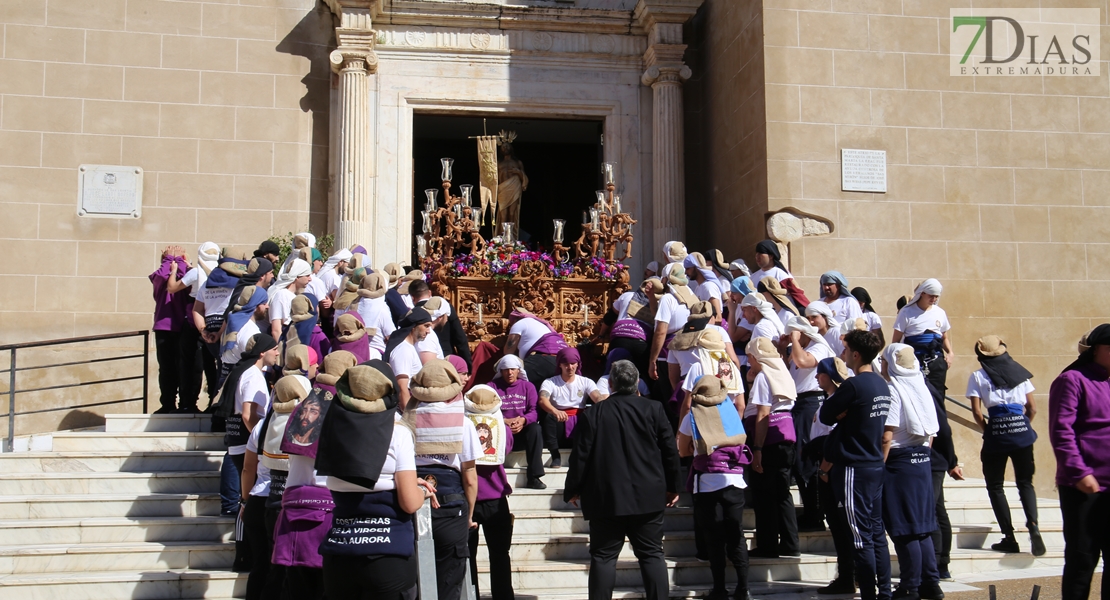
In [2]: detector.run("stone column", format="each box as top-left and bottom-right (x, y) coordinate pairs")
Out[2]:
(329, 9), (377, 250)
(642, 58), (691, 249)
(635, 0), (702, 253)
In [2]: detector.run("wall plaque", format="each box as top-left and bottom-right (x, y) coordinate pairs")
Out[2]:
(840, 149), (887, 193)
(77, 165), (143, 218)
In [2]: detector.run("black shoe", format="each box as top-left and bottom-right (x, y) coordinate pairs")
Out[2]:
(747, 548), (779, 559)
(817, 578), (856, 595)
(695, 551), (710, 562)
(938, 568), (953, 581)
(991, 536), (1020, 553)
(175, 405), (201, 414)
(919, 581), (945, 600)
(732, 589), (753, 600)
(779, 549), (801, 557)
(705, 588), (729, 600)
(525, 477), (547, 490)
(1029, 526), (1047, 557)
(892, 586), (921, 600)
(152, 406), (176, 415)
(798, 521), (827, 532)
(549, 454), (562, 469)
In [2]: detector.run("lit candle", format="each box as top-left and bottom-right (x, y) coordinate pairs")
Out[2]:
(552, 219), (565, 244)
(581, 303), (589, 325)
(440, 158), (454, 182)
(476, 303), (484, 325)
(459, 184), (473, 207)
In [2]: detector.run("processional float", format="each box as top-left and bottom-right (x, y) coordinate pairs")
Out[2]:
(418, 153), (635, 347)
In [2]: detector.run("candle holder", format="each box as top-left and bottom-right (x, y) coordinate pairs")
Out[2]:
(475, 302), (484, 326)
(424, 189), (438, 212)
(501, 222), (515, 245)
(552, 219), (570, 264)
(421, 210), (434, 234)
(589, 207), (599, 229)
(453, 204), (463, 219)
(612, 195), (621, 215)
(469, 208), (481, 232)
(552, 219), (565, 244)
(440, 158), (454, 182)
(602, 162), (617, 187)
(459, 184), (473, 207)
(580, 303), (590, 327)
(415, 235), (427, 259)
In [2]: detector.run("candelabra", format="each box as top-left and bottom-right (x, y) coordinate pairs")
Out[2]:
(421, 157), (486, 262)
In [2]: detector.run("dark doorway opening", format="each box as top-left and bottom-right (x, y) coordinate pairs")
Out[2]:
(412, 115), (604, 262)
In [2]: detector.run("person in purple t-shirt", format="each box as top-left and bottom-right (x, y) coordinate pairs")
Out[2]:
(149, 245), (193, 414)
(488, 354), (546, 489)
(1049, 323), (1110, 600)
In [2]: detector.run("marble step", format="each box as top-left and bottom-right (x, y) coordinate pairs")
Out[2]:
(0, 472), (220, 495)
(0, 493), (222, 519)
(105, 414), (213, 433)
(51, 432), (225, 452)
(0, 541), (232, 575)
(0, 569), (245, 600)
(471, 581), (839, 599)
(0, 516), (233, 545)
(0, 452), (225, 474)
(473, 549), (1066, 592)
(472, 522), (1066, 564)
(510, 508), (695, 536)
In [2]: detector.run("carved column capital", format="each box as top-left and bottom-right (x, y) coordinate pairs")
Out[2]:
(330, 8), (378, 74)
(330, 47), (378, 74)
(641, 64), (692, 87)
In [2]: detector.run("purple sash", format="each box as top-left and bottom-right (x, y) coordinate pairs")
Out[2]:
(611, 319), (647, 342)
(686, 445), (753, 492)
(271, 485), (334, 568)
(657, 333), (676, 362)
(744, 412), (796, 447)
(529, 331), (569, 356)
(669, 387), (686, 411)
(563, 408), (579, 440)
(309, 327), (331, 362)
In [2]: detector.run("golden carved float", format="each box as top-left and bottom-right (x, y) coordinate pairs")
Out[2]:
(417, 154), (634, 347)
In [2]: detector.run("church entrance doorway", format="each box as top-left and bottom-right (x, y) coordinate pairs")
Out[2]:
(412, 115), (604, 263)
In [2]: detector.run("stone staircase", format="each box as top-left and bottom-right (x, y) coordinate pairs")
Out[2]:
(0, 414), (1064, 599)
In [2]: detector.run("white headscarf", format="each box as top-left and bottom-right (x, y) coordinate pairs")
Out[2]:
(322, 248), (352, 275)
(805, 300), (840, 331)
(426, 297), (452, 321)
(729, 259), (750, 277)
(663, 241), (687, 264)
(191, 242), (220, 295)
(909, 278), (943, 306)
(645, 261), (660, 275)
(683, 254), (727, 295)
(741, 293), (784, 335)
(269, 258), (312, 302)
(785, 315), (830, 349)
(294, 232), (316, 249)
(494, 354), (528, 381)
(883, 343), (939, 438)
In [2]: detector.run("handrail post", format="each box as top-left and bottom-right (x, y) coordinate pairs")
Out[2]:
(7, 348), (16, 453)
(415, 499), (439, 600)
(142, 331), (149, 414)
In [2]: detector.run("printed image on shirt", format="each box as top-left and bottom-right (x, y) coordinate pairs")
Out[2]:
(470, 415), (503, 465)
(286, 394), (328, 447)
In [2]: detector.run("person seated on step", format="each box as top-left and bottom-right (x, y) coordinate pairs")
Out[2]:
(538, 347), (602, 469)
(488, 354), (546, 489)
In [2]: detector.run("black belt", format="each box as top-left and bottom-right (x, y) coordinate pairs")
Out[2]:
(798, 391), (826, 400)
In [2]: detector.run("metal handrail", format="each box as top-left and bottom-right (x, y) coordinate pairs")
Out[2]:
(4, 330), (149, 452)
(944, 394), (973, 412)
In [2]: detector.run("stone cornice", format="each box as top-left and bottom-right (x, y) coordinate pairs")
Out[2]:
(632, 0), (703, 32)
(328, 0), (638, 35)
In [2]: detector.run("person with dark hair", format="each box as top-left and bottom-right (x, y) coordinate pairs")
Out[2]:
(150, 245), (193, 414)
(851, 286), (884, 347)
(1049, 324), (1110, 599)
(818, 330), (891, 600)
(818, 271), (861, 325)
(564, 360), (681, 600)
(928, 373), (962, 582)
(812, 357), (856, 595)
(539, 347), (602, 468)
(385, 307), (435, 407)
(967, 335), (1043, 556)
(749, 240), (810, 310)
(288, 394), (325, 446)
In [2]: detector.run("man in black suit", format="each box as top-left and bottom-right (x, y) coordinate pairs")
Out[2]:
(564, 360), (681, 600)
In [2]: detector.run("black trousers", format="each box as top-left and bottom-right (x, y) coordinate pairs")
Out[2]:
(264, 506), (286, 599)
(190, 326), (220, 407)
(588, 511), (669, 600)
(931, 470), (952, 571)
(541, 411), (573, 455)
(467, 497), (514, 600)
(282, 566), (324, 600)
(609, 336), (649, 378)
(1060, 485), (1110, 600)
(432, 507), (470, 600)
(693, 486), (750, 594)
(792, 395), (823, 526)
(322, 553), (418, 600)
(514, 421), (545, 479)
(922, 354), (948, 397)
(154, 330), (191, 410)
(982, 444), (1038, 537)
(819, 474), (855, 582)
(523, 354), (558, 388)
(749, 442), (800, 555)
(243, 495), (271, 600)
(178, 325), (204, 410)
(832, 464), (891, 600)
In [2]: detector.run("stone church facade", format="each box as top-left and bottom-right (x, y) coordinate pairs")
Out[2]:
(1, 0), (1108, 491)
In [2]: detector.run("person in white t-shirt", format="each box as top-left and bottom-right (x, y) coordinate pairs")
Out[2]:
(505, 312), (568, 388)
(386, 307), (435, 408)
(676, 375), (750, 600)
(684, 253), (723, 323)
(269, 258), (313, 341)
(750, 240), (811, 311)
(240, 419), (276, 600)
(818, 271), (863, 325)
(965, 335), (1042, 556)
(647, 265), (695, 383)
(892, 278), (953, 395)
(354, 272), (395, 355)
(539, 347), (602, 468)
(850, 286), (884, 346)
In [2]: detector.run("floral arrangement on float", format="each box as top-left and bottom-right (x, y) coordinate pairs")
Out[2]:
(435, 236), (621, 282)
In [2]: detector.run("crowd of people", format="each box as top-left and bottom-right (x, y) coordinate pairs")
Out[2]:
(145, 234), (1110, 600)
